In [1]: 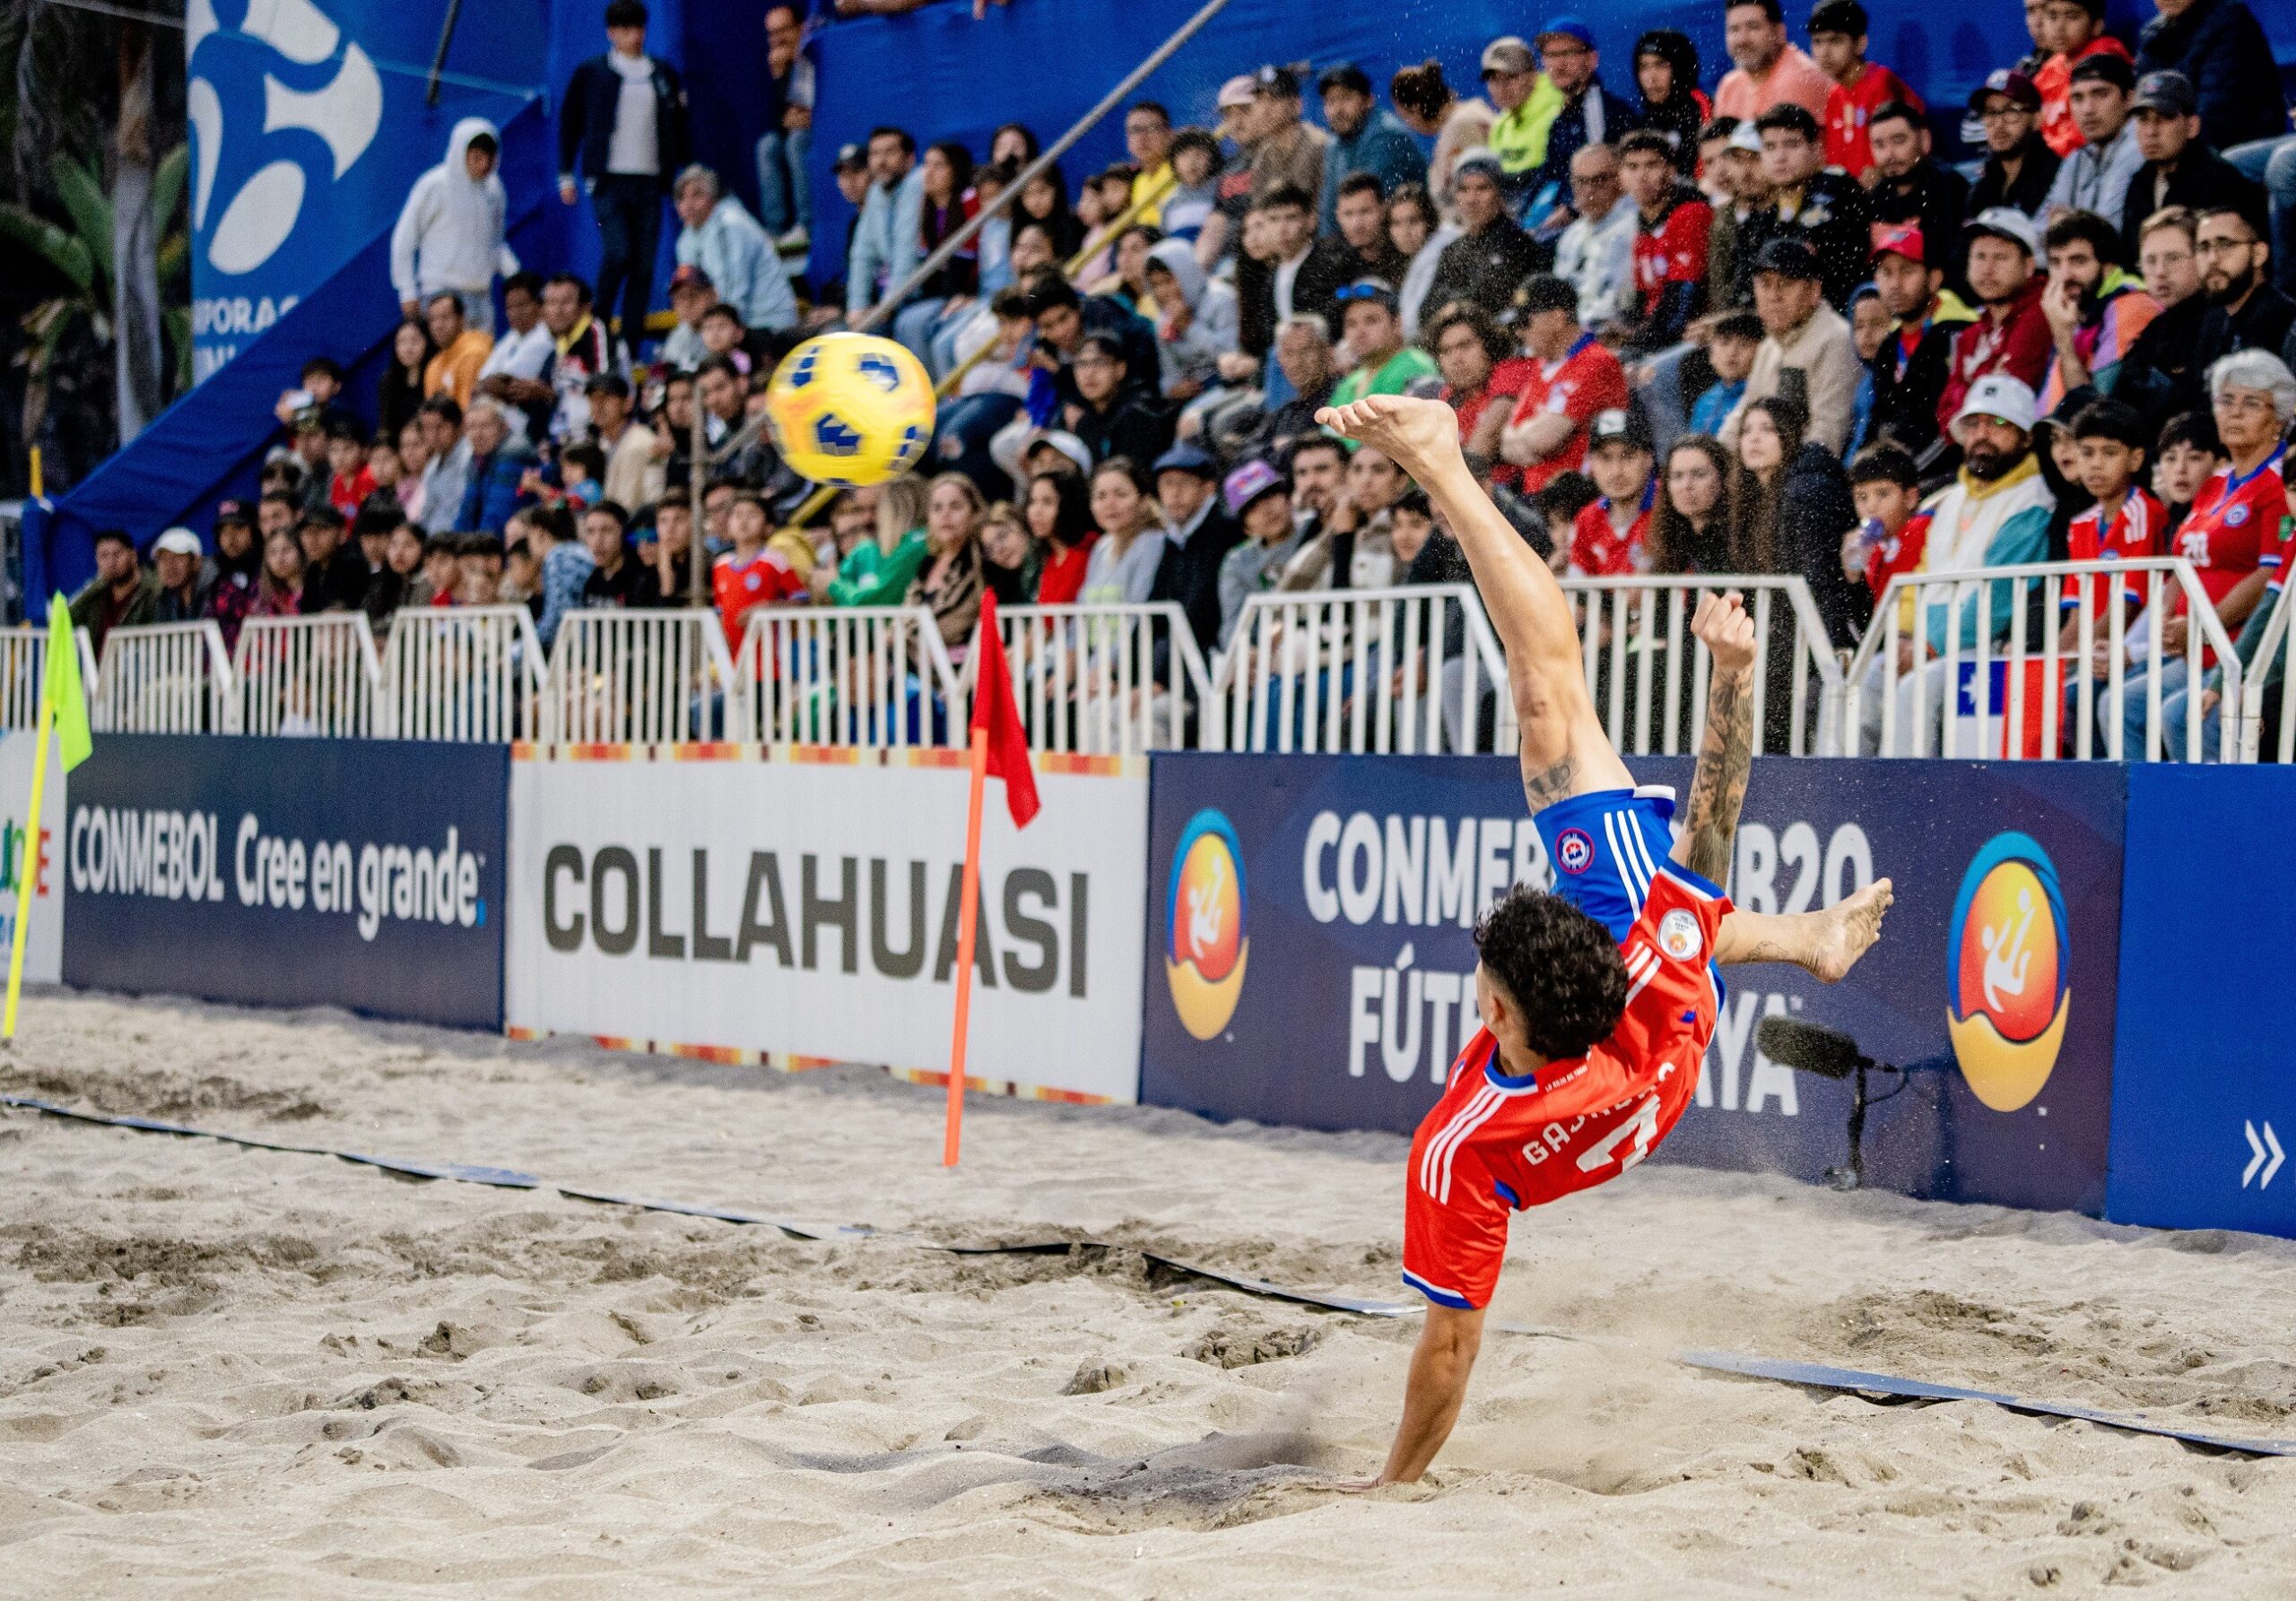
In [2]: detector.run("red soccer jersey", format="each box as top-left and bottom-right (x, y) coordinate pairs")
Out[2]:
(2170, 448), (2287, 610)
(1863, 509), (1931, 599)
(2062, 488), (2166, 621)
(712, 544), (807, 650)
(1401, 865), (1731, 1310)
(1937, 279), (2051, 437)
(1824, 64), (1920, 178)
(1493, 335), (1630, 496)
(1570, 492), (1652, 578)
(1631, 192), (1714, 320)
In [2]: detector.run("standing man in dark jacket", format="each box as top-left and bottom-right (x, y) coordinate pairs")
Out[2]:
(1146, 443), (1243, 661)
(2132, 0), (2284, 154)
(558, 0), (691, 353)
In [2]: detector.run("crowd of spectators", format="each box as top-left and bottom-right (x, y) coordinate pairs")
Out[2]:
(72, 0), (2296, 754)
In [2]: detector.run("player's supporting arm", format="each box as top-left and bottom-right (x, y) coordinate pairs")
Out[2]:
(1672, 591), (1757, 883)
(1368, 1304), (1485, 1486)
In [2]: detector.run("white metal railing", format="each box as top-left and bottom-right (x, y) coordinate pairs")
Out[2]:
(543, 609), (741, 744)
(0, 625), (49, 730)
(981, 601), (1217, 755)
(1845, 559), (2242, 762)
(735, 605), (962, 748)
(1561, 575), (1842, 757)
(382, 605), (544, 743)
(233, 613), (381, 737)
(1215, 585), (1516, 754)
(93, 621), (239, 733)
(2238, 583), (2293, 765)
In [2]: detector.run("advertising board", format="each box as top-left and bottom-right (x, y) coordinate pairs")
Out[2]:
(63, 736), (508, 1029)
(504, 747), (1147, 1102)
(0, 730), (66, 986)
(1143, 754), (2126, 1213)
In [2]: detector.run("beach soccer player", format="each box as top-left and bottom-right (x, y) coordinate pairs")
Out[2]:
(1313, 394), (1894, 1486)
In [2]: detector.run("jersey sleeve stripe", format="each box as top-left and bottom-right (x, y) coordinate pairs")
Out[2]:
(1421, 1084), (1498, 1199)
(1622, 944), (1660, 1007)
(1401, 1268), (1478, 1310)
(1433, 1089), (1508, 1203)
(1656, 857), (1725, 900)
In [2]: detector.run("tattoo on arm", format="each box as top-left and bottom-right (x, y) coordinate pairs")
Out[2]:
(1676, 666), (1753, 883)
(1521, 753), (1576, 812)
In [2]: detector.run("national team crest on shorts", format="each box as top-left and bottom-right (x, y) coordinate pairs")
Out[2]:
(1658, 907), (1702, 961)
(1556, 828), (1595, 875)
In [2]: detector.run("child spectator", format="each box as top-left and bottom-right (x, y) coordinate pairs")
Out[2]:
(2033, 0), (2132, 159)
(1160, 130), (1223, 248)
(1570, 408), (1657, 576)
(325, 418), (375, 521)
(1847, 284), (1894, 451)
(2150, 410), (2222, 528)
(1809, 0), (1921, 188)
(420, 535), (463, 607)
(578, 502), (645, 610)
(1631, 30), (1710, 175)
(557, 444), (606, 512)
(1689, 311), (1766, 436)
(502, 537), (540, 609)
(2063, 399), (2165, 626)
(274, 355), (347, 431)
(457, 532), (507, 606)
(1840, 440), (1928, 603)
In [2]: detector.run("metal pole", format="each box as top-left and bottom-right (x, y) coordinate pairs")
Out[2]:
(689, 393), (709, 609)
(712, 0), (1232, 483)
(424, 0), (464, 107)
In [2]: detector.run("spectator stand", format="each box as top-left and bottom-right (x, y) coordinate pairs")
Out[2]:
(90, 622), (236, 735)
(542, 607), (739, 745)
(381, 605), (546, 744)
(736, 605), (962, 750)
(984, 600), (1216, 755)
(234, 615), (384, 739)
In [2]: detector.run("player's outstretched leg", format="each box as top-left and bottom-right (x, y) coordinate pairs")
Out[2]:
(1717, 878), (1895, 982)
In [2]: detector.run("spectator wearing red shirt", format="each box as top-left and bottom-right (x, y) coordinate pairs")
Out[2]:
(1938, 209), (2053, 436)
(1493, 274), (1629, 496)
(1841, 441), (1929, 602)
(1808, 0), (1922, 187)
(1613, 130), (1711, 353)
(711, 492), (807, 650)
(1425, 303), (1512, 463)
(2059, 400), (2165, 629)
(324, 419), (374, 522)
(2031, 0), (2133, 159)
(1024, 468), (1099, 605)
(1570, 408), (1657, 577)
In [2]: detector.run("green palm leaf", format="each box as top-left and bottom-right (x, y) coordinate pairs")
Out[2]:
(48, 150), (109, 288)
(0, 199), (91, 292)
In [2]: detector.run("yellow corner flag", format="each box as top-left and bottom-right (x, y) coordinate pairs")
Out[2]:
(4, 595), (89, 1040)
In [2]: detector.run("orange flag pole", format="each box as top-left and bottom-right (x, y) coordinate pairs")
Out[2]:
(943, 723), (991, 1166)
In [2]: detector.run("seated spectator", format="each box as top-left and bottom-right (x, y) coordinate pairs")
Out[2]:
(541, 273), (613, 441)
(1478, 36), (1562, 211)
(1743, 103), (1871, 310)
(1649, 434), (1752, 573)
(203, 503), (261, 650)
(1283, 434), (1351, 544)
(1688, 310), (1766, 436)
(414, 397), (471, 535)
(1245, 65), (1330, 214)
(274, 354), (347, 431)
(588, 374), (663, 513)
(1554, 144), (1638, 328)
(147, 528), (210, 624)
(457, 532), (506, 607)
(1093, 219), (1161, 319)
(828, 476), (930, 606)
(2189, 205), (2296, 378)
(674, 164), (798, 336)
(634, 497), (696, 607)
(2039, 209), (2161, 409)
(418, 534), (462, 607)
(1426, 152), (1547, 319)
(2121, 72), (2265, 265)
(2058, 398), (2166, 653)
(2033, 0), (2133, 159)
(1631, 30), (1710, 175)
(296, 508), (370, 613)
(1846, 285), (1892, 451)
(502, 535), (539, 610)
(394, 419), (432, 526)
(1144, 239), (1238, 405)
(1721, 238), (1860, 456)
(1810, 0), (1920, 188)
(1430, 302), (1512, 457)
(1332, 173), (1405, 283)
(1281, 443), (1408, 591)
(1147, 443), (1241, 653)
(422, 292), (492, 409)
(695, 356), (776, 486)
(1521, 18), (1626, 235)
(909, 473), (989, 657)
(1080, 457), (1172, 606)
(1702, 120), (1767, 312)
(1715, 0), (1833, 121)
(847, 125), (926, 324)
(659, 265), (718, 371)
(1866, 101), (1969, 293)
(1233, 185), (1353, 381)
(250, 528), (306, 620)
(390, 117), (515, 331)
(1065, 333), (1171, 466)
(979, 502), (1037, 606)
(1387, 184), (1461, 339)
(1328, 281), (1439, 407)
(1388, 58), (1495, 228)
(1256, 313), (1341, 461)
(698, 303), (759, 376)
(456, 399), (536, 534)
(1864, 225), (1974, 459)
(1024, 470), (1098, 605)
(1737, 393), (1866, 644)
(1318, 63), (1426, 236)
(1215, 459), (1305, 647)
(362, 433), (407, 515)
(289, 412), (334, 515)
(755, 4), (813, 248)
(1492, 274), (1629, 493)
(576, 502), (645, 610)
(1161, 128), (1224, 249)
(709, 492), (807, 646)
(2151, 407), (2222, 526)
(379, 320), (437, 441)
(1838, 439), (1928, 607)
(2132, 0), (2285, 154)
(350, 504), (396, 583)
(1967, 71), (2059, 222)
(255, 487), (300, 550)
(2044, 55), (2144, 225)
(475, 272), (554, 439)
(323, 416), (374, 521)
(1568, 407), (1657, 576)
(528, 501), (591, 646)
(2117, 207), (2211, 424)
(1939, 209), (2052, 436)
(1611, 130), (1713, 352)
(364, 518), (427, 630)
(1858, 375), (2055, 751)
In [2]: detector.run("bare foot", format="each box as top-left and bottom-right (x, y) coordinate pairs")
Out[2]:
(1809, 877), (1892, 983)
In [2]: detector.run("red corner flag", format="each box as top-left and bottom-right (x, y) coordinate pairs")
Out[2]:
(944, 590), (1037, 1166)
(970, 589), (1039, 828)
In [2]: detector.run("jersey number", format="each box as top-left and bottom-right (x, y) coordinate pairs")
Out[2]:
(1575, 1097), (1661, 1175)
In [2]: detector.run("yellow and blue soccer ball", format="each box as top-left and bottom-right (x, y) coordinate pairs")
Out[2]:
(763, 333), (936, 488)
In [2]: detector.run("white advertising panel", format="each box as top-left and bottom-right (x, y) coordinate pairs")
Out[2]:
(506, 748), (1146, 1102)
(0, 729), (65, 986)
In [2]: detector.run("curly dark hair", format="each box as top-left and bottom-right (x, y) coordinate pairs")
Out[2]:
(1473, 887), (1629, 1060)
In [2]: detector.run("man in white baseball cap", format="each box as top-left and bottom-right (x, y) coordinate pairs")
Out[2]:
(151, 527), (214, 624)
(1858, 370), (2055, 753)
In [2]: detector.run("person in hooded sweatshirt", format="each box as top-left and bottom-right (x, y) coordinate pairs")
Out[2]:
(391, 118), (518, 334)
(1143, 237), (1239, 415)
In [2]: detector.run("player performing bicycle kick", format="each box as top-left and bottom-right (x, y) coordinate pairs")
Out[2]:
(1314, 395), (1894, 1487)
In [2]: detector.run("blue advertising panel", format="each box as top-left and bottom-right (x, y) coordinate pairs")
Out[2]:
(1144, 754), (2126, 1214)
(62, 736), (508, 1030)
(2108, 767), (2296, 1239)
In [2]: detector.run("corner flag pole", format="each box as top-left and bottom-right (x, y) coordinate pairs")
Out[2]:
(943, 724), (991, 1166)
(3, 675), (54, 1040)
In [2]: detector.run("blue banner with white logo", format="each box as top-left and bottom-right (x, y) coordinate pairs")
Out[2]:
(2109, 766), (2296, 1237)
(63, 736), (508, 1030)
(1143, 754), (2125, 1214)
